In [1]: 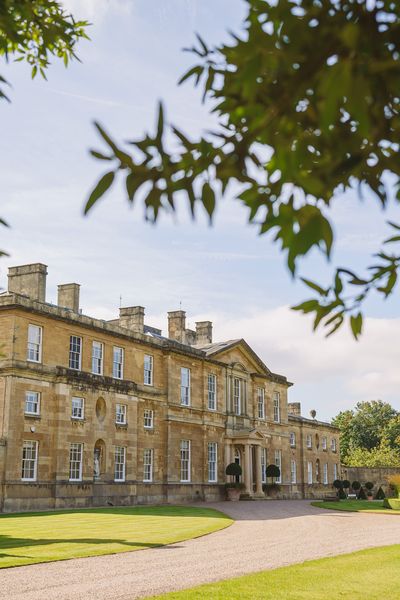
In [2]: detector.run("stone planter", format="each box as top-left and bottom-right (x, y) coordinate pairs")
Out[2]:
(226, 487), (242, 501)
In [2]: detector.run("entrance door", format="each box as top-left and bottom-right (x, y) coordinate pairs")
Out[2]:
(234, 448), (241, 483)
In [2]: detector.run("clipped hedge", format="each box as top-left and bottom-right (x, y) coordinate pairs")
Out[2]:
(375, 486), (386, 500)
(383, 498), (400, 510)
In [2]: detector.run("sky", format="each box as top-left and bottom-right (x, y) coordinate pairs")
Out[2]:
(1, 0), (399, 421)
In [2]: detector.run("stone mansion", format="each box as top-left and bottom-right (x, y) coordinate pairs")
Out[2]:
(0, 263), (340, 512)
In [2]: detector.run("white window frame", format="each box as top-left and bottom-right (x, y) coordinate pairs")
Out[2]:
(25, 391), (40, 416)
(257, 388), (265, 419)
(69, 335), (82, 370)
(21, 440), (38, 481)
(144, 354), (153, 386)
(91, 341), (103, 375)
(233, 378), (241, 415)
(144, 409), (154, 429)
(273, 391), (280, 423)
(114, 446), (126, 482)
(115, 403), (127, 425)
(261, 447), (267, 484)
(71, 396), (84, 420)
(180, 440), (191, 482)
(207, 373), (217, 411)
(333, 463), (338, 481)
(291, 459), (297, 484)
(306, 434), (312, 449)
(208, 442), (218, 483)
(323, 463), (328, 485)
(322, 436), (327, 450)
(27, 324), (42, 363)
(331, 438), (337, 452)
(143, 448), (153, 482)
(289, 432), (296, 447)
(274, 450), (282, 483)
(113, 346), (124, 379)
(307, 461), (313, 484)
(180, 367), (190, 406)
(69, 443), (83, 482)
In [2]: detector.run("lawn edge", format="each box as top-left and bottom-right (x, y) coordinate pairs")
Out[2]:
(310, 501), (400, 515)
(0, 505), (233, 571)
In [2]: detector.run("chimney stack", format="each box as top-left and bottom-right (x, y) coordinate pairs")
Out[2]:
(119, 306), (144, 334)
(168, 310), (186, 343)
(58, 283), (80, 312)
(288, 402), (301, 416)
(195, 321), (213, 345)
(8, 263), (47, 302)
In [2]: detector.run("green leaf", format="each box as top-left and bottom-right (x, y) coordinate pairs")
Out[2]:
(202, 182), (216, 222)
(301, 278), (328, 296)
(84, 171), (115, 214)
(350, 313), (363, 340)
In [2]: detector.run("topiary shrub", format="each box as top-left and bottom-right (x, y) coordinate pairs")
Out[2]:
(375, 486), (386, 500)
(333, 479), (343, 489)
(338, 487), (347, 500)
(266, 464), (280, 483)
(225, 462), (242, 477)
(365, 481), (374, 491)
(352, 480), (361, 491)
(342, 480), (350, 489)
(358, 486), (367, 500)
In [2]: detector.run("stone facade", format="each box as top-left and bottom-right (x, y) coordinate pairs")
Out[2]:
(0, 263), (340, 512)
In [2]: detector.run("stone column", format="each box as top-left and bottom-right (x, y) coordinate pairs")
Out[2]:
(244, 444), (251, 494)
(255, 445), (263, 496)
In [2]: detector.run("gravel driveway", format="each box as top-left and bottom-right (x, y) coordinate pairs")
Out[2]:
(1, 500), (400, 600)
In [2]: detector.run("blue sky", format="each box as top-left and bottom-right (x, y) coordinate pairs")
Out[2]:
(1, 0), (399, 420)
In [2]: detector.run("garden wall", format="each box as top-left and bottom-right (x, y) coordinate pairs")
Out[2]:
(342, 466), (400, 495)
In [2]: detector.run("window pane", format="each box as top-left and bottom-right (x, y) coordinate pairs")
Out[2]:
(69, 443), (83, 481)
(69, 336), (82, 370)
(22, 440), (38, 480)
(114, 446), (126, 481)
(25, 392), (40, 415)
(180, 440), (190, 482)
(144, 355), (153, 385)
(27, 325), (42, 362)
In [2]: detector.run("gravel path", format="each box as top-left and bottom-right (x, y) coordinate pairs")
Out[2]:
(1, 500), (400, 600)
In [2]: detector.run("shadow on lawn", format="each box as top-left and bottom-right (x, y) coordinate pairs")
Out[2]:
(0, 534), (162, 552)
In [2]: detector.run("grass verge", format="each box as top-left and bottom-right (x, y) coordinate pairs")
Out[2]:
(0, 505), (232, 569)
(311, 499), (400, 514)
(151, 545), (400, 599)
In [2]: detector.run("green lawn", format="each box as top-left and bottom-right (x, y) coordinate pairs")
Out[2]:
(311, 500), (400, 514)
(151, 545), (400, 599)
(0, 505), (232, 569)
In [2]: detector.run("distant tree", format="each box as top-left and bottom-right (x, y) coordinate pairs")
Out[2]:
(87, 0), (400, 338)
(332, 401), (399, 462)
(345, 440), (400, 468)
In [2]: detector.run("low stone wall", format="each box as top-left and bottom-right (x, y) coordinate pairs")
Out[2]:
(342, 466), (400, 495)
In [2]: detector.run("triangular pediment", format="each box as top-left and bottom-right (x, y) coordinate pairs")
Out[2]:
(203, 338), (272, 377)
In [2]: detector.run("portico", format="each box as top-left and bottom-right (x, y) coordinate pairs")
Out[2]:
(225, 429), (270, 497)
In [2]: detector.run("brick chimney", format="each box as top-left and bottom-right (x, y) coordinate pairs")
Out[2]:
(58, 283), (80, 312)
(168, 310), (186, 343)
(195, 321), (212, 345)
(288, 402), (301, 416)
(8, 263), (47, 302)
(119, 306), (144, 334)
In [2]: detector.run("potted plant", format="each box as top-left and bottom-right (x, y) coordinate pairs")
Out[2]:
(265, 464), (281, 497)
(365, 481), (374, 501)
(225, 463), (244, 501)
(333, 479), (343, 498)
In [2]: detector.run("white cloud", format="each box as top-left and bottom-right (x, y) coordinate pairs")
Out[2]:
(62, 0), (134, 21)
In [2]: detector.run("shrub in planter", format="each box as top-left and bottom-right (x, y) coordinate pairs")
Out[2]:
(358, 486), (367, 500)
(333, 479), (343, 490)
(266, 464), (281, 482)
(387, 475), (400, 499)
(224, 481), (246, 501)
(225, 482), (246, 490)
(352, 481), (361, 491)
(375, 486), (386, 500)
(226, 462), (242, 478)
(338, 487), (347, 500)
(365, 481), (374, 491)
(342, 480), (351, 489)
